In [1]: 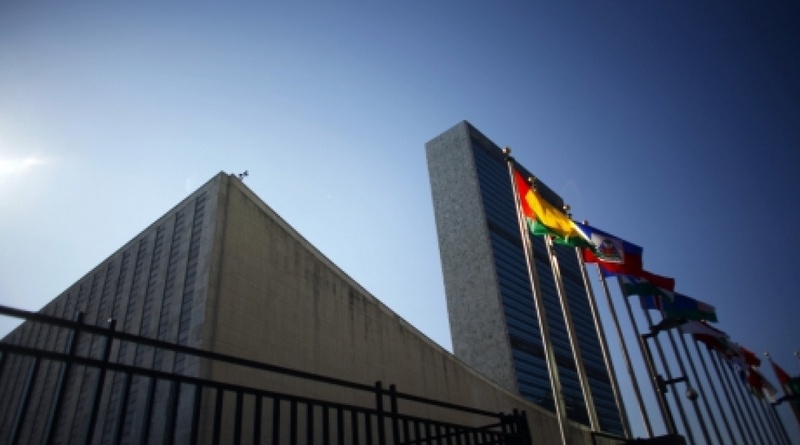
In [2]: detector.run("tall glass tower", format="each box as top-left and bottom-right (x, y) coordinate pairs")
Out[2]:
(426, 121), (623, 434)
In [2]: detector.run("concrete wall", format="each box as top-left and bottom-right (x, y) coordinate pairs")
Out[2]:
(425, 120), (519, 394)
(202, 174), (621, 444)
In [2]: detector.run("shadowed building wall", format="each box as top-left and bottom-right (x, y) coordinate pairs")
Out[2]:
(0, 171), (619, 444)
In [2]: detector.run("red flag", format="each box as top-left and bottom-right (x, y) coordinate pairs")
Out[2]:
(773, 360), (792, 386)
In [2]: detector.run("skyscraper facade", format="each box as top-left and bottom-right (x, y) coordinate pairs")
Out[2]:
(426, 121), (624, 435)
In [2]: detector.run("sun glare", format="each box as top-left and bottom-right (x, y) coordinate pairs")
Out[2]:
(0, 156), (45, 176)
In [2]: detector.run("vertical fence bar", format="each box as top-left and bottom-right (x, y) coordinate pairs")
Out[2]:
(306, 403), (315, 445)
(322, 405), (330, 445)
(365, 409), (373, 445)
(336, 407), (345, 445)
(351, 408), (360, 445)
(253, 394), (262, 445)
(213, 387), (224, 445)
(375, 381), (387, 445)
(84, 318), (117, 444)
(290, 399), (298, 445)
(9, 356), (41, 445)
(271, 397), (281, 445)
(139, 376), (158, 445)
(112, 372), (133, 444)
(164, 381), (180, 445)
(190, 384), (203, 445)
(389, 384), (400, 445)
(234, 391), (243, 445)
(44, 311), (85, 444)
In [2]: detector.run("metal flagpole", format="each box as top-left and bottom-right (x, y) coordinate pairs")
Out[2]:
(712, 348), (759, 445)
(691, 339), (737, 444)
(739, 369), (773, 445)
(617, 278), (676, 435)
(751, 376), (782, 445)
(707, 345), (755, 444)
(505, 154), (572, 445)
(757, 387), (785, 445)
(676, 331), (726, 444)
(544, 235), (601, 432)
(575, 250), (631, 438)
(765, 354), (794, 445)
(764, 398), (791, 445)
(595, 268), (652, 437)
(665, 329), (713, 444)
(639, 310), (695, 444)
(766, 394), (793, 445)
(726, 359), (767, 445)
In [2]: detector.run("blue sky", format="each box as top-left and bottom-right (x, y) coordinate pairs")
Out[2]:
(1, 2), (798, 442)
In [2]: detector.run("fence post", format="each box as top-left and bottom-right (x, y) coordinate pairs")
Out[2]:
(9, 355), (41, 444)
(375, 381), (386, 444)
(389, 384), (401, 445)
(84, 318), (117, 444)
(44, 311), (85, 444)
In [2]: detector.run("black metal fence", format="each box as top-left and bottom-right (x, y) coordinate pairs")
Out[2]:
(0, 305), (532, 444)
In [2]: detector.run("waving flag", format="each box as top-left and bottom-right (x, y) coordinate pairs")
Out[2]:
(513, 169), (591, 247)
(575, 222), (643, 275)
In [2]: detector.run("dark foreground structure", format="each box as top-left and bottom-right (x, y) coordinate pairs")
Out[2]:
(0, 172), (627, 444)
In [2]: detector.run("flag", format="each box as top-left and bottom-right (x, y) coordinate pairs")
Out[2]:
(575, 222), (643, 275)
(664, 292), (718, 323)
(680, 321), (734, 357)
(621, 275), (714, 321)
(739, 346), (761, 368)
(772, 360), (792, 386)
(761, 373), (779, 402)
(640, 270), (675, 292)
(513, 169), (591, 247)
(621, 275), (671, 299)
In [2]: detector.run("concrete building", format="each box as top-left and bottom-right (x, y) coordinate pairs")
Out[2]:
(426, 121), (624, 435)
(0, 172), (621, 444)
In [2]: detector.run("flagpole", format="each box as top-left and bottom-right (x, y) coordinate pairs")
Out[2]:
(505, 155), (572, 445)
(594, 267), (652, 437)
(691, 339), (738, 443)
(717, 348), (760, 444)
(751, 376), (782, 445)
(766, 394), (793, 445)
(728, 360), (769, 445)
(757, 386), (786, 445)
(766, 354), (794, 445)
(665, 329), (713, 444)
(706, 348), (756, 444)
(617, 277), (676, 435)
(739, 369), (773, 445)
(676, 331), (726, 444)
(639, 310), (695, 443)
(763, 397), (791, 445)
(574, 247), (631, 436)
(544, 235), (601, 432)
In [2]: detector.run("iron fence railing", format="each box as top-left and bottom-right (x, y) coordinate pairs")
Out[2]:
(0, 305), (531, 444)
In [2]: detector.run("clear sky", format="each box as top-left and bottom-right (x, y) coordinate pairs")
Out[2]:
(1, 1), (798, 442)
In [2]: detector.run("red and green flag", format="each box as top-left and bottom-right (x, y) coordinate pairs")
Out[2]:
(513, 169), (591, 247)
